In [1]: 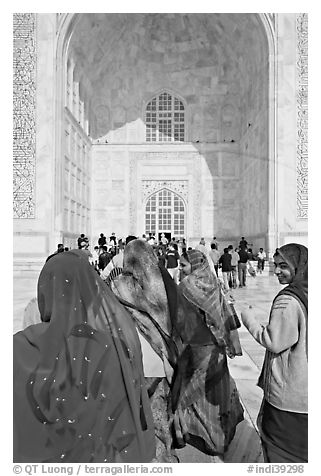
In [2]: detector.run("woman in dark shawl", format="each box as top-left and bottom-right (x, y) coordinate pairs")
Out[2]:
(13, 250), (155, 463)
(241, 243), (308, 463)
(176, 249), (244, 458)
(111, 240), (244, 461)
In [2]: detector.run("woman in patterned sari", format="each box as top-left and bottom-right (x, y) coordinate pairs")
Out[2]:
(176, 249), (244, 458)
(13, 250), (155, 463)
(111, 239), (244, 461)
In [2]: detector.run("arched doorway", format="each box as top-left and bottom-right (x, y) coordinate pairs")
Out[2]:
(55, 13), (276, 250)
(145, 188), (185, 241)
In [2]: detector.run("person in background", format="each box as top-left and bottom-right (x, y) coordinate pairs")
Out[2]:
(13, 250), (155, 463)
(219, 248), (232, 290)
(247, 248), (254, 261)
(148, 234), (156, 247)
(238, 247), (249, 287)
(108, 232), (117, 249)
(241, 244), (308, 463)
(257, 247), (267, 274)
(79, 237), (94, 265)
(230, 247), (240, 288)
(45, 243), (64, 263)
(157, 247), (166, 268)
(101, 236), (137, 285)
(165, 243), (180, 284)
(208, 243), (220, 276)
(239, 236), (248, 250)
(98, 245), (111, 272)
(210, 236), (219, 250)
(98, 233), (107, 249)
(92, 245), (100, 270)
(77, 233), (86, 249)
(160, 233), (168, 247)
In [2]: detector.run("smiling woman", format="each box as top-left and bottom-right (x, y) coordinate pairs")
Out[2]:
(241, 243), (308, 463)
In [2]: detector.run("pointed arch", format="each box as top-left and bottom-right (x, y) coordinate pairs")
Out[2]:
(145, 188), (186, 238)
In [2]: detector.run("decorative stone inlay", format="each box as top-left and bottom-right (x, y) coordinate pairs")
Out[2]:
(13, 13), (36, 218)
(142, 180), (188, 201)
(296, 13), (308, 220)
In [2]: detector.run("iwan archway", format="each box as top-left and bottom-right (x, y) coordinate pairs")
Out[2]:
(54, 13), (276, 250)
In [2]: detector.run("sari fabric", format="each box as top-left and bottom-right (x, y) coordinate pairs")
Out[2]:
(111, 240), (243, 457)
(179, 249), (242, 358)
(13, 250), (155, 463)
(176, 249), (244, 455)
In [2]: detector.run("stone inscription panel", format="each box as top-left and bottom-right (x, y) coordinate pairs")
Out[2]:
(13, 13), (36, 218)
(296, 13), (308, 220)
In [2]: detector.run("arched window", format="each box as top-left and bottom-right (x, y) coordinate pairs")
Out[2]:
(145, 189), (185, 238)
(145, 92), (185, 142)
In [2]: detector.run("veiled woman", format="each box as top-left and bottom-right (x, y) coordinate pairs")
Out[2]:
(177, 249), (244, 458)
(13, 250), (155, 463)
(241, 243), (308, 463)
(111, 239), (244, 462)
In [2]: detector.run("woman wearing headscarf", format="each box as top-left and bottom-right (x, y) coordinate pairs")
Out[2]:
(13, 250), (155, 463)
(241, 243), (308, 463)
(177, 249), (244, 458)
(111, 240), (244, 461)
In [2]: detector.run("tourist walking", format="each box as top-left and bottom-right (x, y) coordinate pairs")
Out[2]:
(77, 233), (86, 249)
(257, 247), (267, 274)
(241, 244), (308, 463)
(239, 236), (248, 250)
(219, 248), (232, 289)
(209, 243), (220, 276)
(229, 247), (240, 288)
(98, 245), (111, 272)
(238, 247), (249, 287)
(165, 243), (180, 284)
(98, 232), (107, 248)
(13, 250), (155, 463)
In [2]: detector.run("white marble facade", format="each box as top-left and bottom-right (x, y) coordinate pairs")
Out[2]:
(13, 13), (308, 270)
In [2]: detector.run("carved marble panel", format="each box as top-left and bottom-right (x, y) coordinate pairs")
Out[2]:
(142, 180), (188, 201)
(296, 13), (308, 220)
(13, 13), (36, 218)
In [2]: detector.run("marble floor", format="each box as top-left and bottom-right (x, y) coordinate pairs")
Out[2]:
(13, 267), (282, 463)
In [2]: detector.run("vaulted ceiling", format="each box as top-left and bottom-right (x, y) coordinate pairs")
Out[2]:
(67, 13), (268, 138)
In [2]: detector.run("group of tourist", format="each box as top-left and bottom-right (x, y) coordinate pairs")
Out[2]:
(13, 232), (308, 464)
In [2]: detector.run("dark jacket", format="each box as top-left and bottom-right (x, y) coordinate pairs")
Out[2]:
(238, 249), (249, 264)
(219, 253), (232, 272)
(98, 251), (111, 270)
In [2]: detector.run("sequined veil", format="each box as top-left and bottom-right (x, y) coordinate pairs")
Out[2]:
(13, 250), (155, 463)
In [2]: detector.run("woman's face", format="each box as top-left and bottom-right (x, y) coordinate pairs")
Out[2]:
(179, 255), (192, 278)
(274, 254), (295, 284)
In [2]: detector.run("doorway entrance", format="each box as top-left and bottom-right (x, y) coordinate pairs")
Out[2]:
(145, 188), (185, 240)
